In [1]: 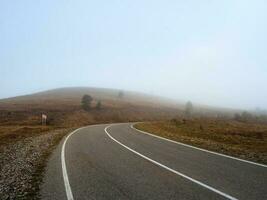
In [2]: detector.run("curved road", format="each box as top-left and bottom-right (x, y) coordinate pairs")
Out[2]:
(41, 123), (267, 200)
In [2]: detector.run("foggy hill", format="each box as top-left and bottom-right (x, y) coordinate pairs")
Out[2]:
(0, 87), (183, 109)
(0, 87), (183, 126)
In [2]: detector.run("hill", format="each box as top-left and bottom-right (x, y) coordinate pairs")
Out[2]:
(0, 87), (183, 127)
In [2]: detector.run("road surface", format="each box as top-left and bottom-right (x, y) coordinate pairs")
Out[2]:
(41, 123), (267, 200)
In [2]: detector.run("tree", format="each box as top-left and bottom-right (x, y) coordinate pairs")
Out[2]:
(96, 100), (102, 110)
(241, 111), (253, 122)
(234, 113), (241, 121)
(118, 91), (124, 99)
(81, 94), (93, 111)
(185, 101), (193, 117)
(234, 111), (254, 122)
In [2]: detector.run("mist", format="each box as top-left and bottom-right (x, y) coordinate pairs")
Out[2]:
(1, 0), (267, 110)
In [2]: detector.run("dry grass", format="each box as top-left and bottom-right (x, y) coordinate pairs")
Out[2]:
(0, 126), (52, 145)
(135, 118), (267, 164)
(0, 87), (181, 127)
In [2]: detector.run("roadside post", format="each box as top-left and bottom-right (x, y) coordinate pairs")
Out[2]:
(41, 114), (47, 126)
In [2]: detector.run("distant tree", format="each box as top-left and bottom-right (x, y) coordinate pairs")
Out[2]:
(118, 91), (124, 99)
(241, 111), (253, 122)
(81, 94), (93, 111)
(234, 111), (254, 122)
(234, 113), (242, 121)
(96, 100), (102, 110)
(185, 101), (193, 117)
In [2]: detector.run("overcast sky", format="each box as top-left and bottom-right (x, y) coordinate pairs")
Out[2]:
(1, 0), (267, 109)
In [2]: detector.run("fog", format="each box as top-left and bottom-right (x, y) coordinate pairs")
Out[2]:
(1, 0), (267, 110)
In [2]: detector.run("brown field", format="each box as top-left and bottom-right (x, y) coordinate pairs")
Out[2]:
(135, 119), (267, 164)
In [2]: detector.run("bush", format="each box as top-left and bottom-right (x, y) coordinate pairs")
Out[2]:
(234, 111), (254, 122)
(81, 95), (93, 111)
(96, 100), (102, 110)
(185, 101), (193, 118)
(118, 91), (124, 98)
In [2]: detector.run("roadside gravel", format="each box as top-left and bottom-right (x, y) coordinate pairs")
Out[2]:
(0, 128), (72, 200)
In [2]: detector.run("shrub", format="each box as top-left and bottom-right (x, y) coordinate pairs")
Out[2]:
(96, 100), (102, 110)
(81, 94), (93, 111)
(185, 101), (193, 118)
(118, 91), (124, 98)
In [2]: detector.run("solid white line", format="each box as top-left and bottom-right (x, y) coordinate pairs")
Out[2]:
(61, 124), (104, 200)
(131, 124), (267, 168)
(105, 125), (238, 200)
(61, 128), (83, 200)
(61, 123), (127, 200)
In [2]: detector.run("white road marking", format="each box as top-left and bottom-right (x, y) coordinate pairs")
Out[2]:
(131, 124), (267, 168)
(61, 124), (103, 200)
(61, 128), (81, 200)
(61, 123), (129, 200)
(105, 125), (238, 200)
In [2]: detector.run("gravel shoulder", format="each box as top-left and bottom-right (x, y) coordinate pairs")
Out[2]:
(0, 127), (73, 199)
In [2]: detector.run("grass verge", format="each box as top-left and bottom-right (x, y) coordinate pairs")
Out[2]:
(135, 119), (267, 165)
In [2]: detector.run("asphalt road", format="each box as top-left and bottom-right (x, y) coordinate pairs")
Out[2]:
(41, 123), (267, 200)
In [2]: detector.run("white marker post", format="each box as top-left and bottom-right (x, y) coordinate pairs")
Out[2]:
(41, 114), (47, 125)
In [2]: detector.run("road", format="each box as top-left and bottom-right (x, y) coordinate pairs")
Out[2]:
(41, 123), (267, 200)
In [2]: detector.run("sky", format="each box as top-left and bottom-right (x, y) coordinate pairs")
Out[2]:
(1, 0), (267, 109)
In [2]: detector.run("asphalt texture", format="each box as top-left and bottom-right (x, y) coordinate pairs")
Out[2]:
(41, 123), (267, 200)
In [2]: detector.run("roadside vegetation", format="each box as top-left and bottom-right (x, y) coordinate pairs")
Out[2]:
(135, 117), (267, 165)
(136, 101), (267, 165)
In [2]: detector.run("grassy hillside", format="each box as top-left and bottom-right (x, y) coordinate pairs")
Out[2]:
(0, 87), (181, 108)
(0, 87), (183, 127)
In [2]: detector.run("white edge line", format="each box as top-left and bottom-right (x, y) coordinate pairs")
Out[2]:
(61, 128), (81, 200)
(131, 123), (267, 168)
(61, 122), (127, 200)
(105, 125), (238, 200)
(61, 124), (106, 200)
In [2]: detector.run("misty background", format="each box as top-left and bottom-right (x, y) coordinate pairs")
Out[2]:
(1, 0), (267, 110)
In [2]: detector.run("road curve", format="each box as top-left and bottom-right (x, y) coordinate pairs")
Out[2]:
(41, 123), (267, 200)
